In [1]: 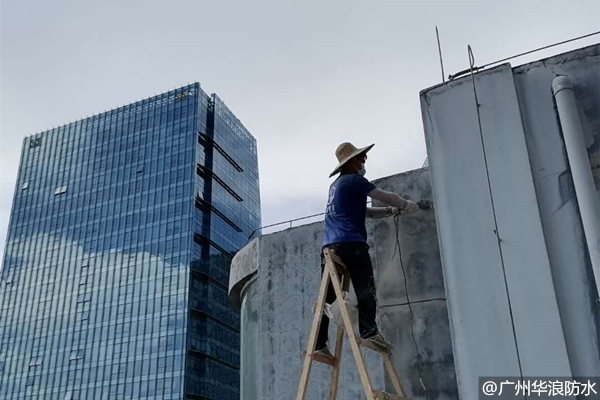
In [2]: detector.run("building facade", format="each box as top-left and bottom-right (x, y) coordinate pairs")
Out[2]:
(0, 83), (261, 399)
(421, 44), (599, 397)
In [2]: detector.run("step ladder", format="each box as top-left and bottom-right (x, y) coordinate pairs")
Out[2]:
(296, 248), (408, 400)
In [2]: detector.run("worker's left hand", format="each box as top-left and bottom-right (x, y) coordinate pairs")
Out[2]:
(390, 207), (403, 217)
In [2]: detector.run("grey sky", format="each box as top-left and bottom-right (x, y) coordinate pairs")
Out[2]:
(1, 0), (599, 256)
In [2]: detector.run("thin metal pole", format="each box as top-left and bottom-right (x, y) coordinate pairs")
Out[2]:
(436, 26), (445, 83)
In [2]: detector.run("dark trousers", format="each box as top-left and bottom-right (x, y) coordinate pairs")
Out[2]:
(316, 242), (378, 349)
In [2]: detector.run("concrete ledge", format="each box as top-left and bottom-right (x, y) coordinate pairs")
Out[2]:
(229, 237), (260, 310)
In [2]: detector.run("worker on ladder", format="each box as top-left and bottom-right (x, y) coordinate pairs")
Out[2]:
(315, 142), (420, 359)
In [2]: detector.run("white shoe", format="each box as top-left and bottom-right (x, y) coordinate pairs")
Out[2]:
(364, 333), (393, 350)
(314, 346), (334, 359)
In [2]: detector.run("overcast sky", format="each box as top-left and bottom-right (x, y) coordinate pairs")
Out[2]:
(1, 0), (599, 256)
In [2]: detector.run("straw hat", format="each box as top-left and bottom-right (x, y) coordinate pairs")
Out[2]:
(329, 142), (375, 178)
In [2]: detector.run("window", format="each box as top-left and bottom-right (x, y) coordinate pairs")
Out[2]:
(76, 293), (91, 303)
(175, 92), (188, 102)
(78, 311), (89, 322)
(54, 186), (68, 195)
(29, 356), (43, 366)
(22, 182), (30, 190)
(29, 137), (42, 148)
(69, 350), (84, 361)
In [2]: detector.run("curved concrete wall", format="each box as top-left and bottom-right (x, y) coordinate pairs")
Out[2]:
(229, 237), (259, 311)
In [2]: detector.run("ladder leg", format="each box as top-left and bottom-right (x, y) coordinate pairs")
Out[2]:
(328, 326), (345, 400)
(296, 266), (331, 400)
(383, 353), (407, 398)
(324, 249), (376, 400)
(328, 270), (349, 400)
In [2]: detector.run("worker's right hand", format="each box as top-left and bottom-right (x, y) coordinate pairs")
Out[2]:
(402, 200), (420, 215)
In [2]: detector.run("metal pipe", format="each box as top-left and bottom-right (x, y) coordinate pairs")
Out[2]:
(552, 76), (600, 296)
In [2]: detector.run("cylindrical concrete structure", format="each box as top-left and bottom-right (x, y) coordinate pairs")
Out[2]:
(552, 75), (600, 296)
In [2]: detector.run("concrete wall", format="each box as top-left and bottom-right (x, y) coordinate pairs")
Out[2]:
(229, 168), (458, 400)
(238, 222), (386, 400)
(512, 44), (600, 379)
(420, 44), (600, 399)
(372, 169), (457, 399)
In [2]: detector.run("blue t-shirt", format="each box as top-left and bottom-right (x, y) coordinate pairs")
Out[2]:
(323, 174), (376, 246)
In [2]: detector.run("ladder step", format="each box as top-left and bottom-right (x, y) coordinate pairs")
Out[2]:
(373, 390), (408, 400)
(302, 351), (335, 366)
(357, 338), (392, 354)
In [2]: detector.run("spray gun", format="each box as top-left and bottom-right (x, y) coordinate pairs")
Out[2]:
(417, 199), (433, 210)
(395, 199), (433, 217)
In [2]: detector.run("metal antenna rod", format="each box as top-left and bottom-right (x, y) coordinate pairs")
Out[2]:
(436, 26), (445, 83)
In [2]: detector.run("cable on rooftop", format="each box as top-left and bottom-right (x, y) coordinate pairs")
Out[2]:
(448, 30), (600, 80)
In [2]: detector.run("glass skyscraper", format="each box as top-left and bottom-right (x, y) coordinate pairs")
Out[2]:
(0, 83), (261, 399)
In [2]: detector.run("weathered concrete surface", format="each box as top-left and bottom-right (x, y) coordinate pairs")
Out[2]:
(229, 168), (458, 400)
(229, 237), (259, 310)
(420, 44), (600, 398)
(422, 69), (520, 390)
(372, 168), (457, 399)
(467, 65), (570, 376)
(422, 63), (571, 388)
(513, 44), (600, 377)
(240, 276), (259, 398)
(254, 222), (385, 400)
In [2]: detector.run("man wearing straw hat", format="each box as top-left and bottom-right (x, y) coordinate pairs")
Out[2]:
(315, 142), (420, 358)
